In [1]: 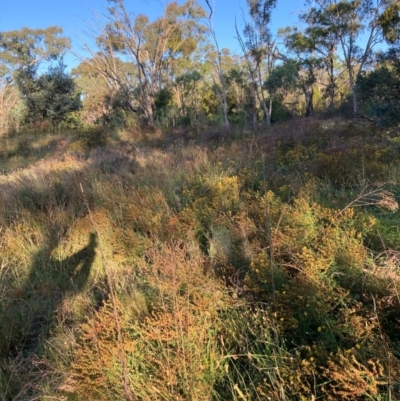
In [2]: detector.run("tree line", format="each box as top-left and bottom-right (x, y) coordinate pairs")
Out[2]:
(0, 0), (399, 134)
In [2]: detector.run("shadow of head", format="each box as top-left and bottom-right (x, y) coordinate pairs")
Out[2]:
(67, 232), (98, 293)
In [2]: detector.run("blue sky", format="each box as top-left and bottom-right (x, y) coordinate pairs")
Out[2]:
(0, 0), (305, 70)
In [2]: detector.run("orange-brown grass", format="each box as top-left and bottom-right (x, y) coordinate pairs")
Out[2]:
(71, 242), (230, 400)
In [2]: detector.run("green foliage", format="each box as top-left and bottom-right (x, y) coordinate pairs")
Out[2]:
(357, 47), (400, 127)
(71, 57), (137, 128)
(0, 26), (71, 134)
(270, 97), (291, 123)
(66, 127), (109, 154)
(264, 60), (299, 99)
(98, 0), (207, 124)
(247, 0), (277, 32)
(154, 87), (174, 126)
(155, 87), (173, 111)
(15, 60), (81, 127)
(379, 1), (400, 44)
(98, 88), (137, 129)
(0, 26), (70, 68)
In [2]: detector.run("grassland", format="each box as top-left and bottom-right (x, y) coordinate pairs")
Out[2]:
(0, 119), (400, 400)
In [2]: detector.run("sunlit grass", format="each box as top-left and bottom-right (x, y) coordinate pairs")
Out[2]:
(0, 120), (399, 400)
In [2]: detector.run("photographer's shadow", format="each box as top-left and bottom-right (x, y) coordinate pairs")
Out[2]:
(20, 232), (97, 354)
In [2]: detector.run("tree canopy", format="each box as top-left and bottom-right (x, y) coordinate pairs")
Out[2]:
(1, 0), (400, 131)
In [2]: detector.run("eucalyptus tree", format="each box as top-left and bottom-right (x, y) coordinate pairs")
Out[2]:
(72, 56), (136, 125)
(204, 0), (230, 128)
(295, 3), (343, 110)
(205, 46), (238, 127)
(264, 60), (300, 111)
(356, 46), (400, 126)
(72, 59), (110, 125)
(174, 70), (202, 123)
(379, 0), (400, 43)
(83, 0), (207, 125)
(291, 0), (388, 113)
(0, 27), (70, 69)
(313, 0), (386, 113)
(205, 43), (230, 128)
(279, 27), (319, 116)
(356, 0), (400, 128)
(225, 64), (250, 124)
(0, 27), (70, 132)
(0, 64), (19, 134)
(236, 0), (277, 126)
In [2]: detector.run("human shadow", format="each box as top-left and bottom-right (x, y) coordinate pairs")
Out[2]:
(5, 233), (97, 356)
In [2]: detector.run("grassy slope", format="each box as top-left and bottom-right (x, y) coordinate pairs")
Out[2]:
(0, 120), (400, 400)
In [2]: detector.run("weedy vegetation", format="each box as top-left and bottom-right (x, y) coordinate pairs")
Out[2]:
(0, 120), (400, 400)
